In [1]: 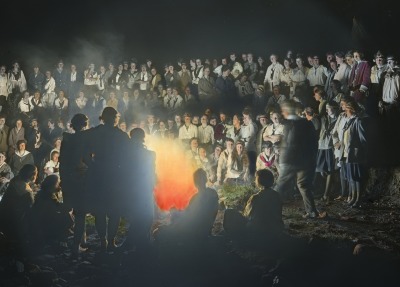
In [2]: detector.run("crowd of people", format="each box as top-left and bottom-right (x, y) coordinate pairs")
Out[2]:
(0, 48), (399, 269)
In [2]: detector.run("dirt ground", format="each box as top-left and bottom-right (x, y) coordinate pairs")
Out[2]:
(1, 175), (400, 287)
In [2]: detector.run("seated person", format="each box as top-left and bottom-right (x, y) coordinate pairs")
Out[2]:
(154, 168), (219, 245)
(223, 169), (284, 247)
(0, 152), (14, 196)
(29, 175), (73, 247)
(0, 164), (37, 243)
(44, 150), (60, 177)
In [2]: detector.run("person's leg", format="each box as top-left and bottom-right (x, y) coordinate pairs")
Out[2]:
(72, 209), (87, 255)
(296, 168), (317, 215)
(339, 164), (348, 198)
(94, 212), (107, 251)
(106, 213), (121, 250)
(275, 164), (296, 200)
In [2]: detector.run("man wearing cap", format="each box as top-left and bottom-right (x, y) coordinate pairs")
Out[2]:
(83, 107), (130, 252)
(179, 113), (198, 146)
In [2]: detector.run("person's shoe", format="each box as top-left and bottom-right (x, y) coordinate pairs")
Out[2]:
(302, 211), (327, 219)
(107, 239), (118, 252)
(334, 195), (344, 201)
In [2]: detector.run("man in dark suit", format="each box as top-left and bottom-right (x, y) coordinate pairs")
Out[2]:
(275, 100), (326, 219)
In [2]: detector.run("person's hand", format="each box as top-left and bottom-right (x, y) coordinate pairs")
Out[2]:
(334, 141), (341, 150)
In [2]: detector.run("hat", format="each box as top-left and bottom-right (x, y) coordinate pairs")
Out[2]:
(257, 114), (268, 120)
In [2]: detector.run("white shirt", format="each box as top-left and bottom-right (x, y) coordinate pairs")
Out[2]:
(307, 65), (327, 87)
(0, 74), (9, 96)
(240, 121), (258, 152)
(179, 124), (198, 140)
(44, 77), (56, 93)
(382, 69), (400, 104)
(197, 125), (215, 144)
(264, 63), (284, 90)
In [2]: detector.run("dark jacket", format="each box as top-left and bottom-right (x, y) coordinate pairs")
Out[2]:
(280, 116), (318, 169)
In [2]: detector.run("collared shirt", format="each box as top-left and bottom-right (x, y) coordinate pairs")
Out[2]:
(197, 125), (215, 144)
(240, 121), (258, 152)
(179, 124), (198, 140)
(307, 65), (327, 87)
(382, 69), (400, 104)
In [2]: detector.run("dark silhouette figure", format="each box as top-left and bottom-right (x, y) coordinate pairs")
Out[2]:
(59, 113), (90, 257)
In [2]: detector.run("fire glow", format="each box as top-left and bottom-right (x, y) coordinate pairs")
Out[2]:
(147, 136), (197, 211)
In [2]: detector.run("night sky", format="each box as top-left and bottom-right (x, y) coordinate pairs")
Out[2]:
(1, 0), (398, 69)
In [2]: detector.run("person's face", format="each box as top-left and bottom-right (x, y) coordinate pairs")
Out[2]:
(222, 69), (231, 77)
(330, 61), (337, 71)
(159, 121), (166, 130)
(172, 89), (178, 96)
(118, 64), (123, 71)
(242, 54), (247, 62)
(230, 54), (236, 61)
(34, 92), (40, 99)
(133, 90), (140, 97)
(185, 87), (190, 94)
(59, 91), (64, 98)
(215, 147), (222, 157)
(204, 68), (210, 76)
(375, 56), (385, 66)
(287, 50), (293, 58)
(89, 63), (95, 70)
(259, 117), (267, 126)
(243, 114), (250, 125)
(18, 142), (26, 152)
(296, 58), (303, 67)
(58, 122), (64, 129)
(141, 66), (147, 72)
(184, 116), (191, 124)
(109, 63), (114, 70)
(167, 88), (172, 95)
(123, 63), (128, 70)
(233, 115), (240, 126)
(100, 66), (106, 73)
(210, 118), (217, 126)
(0, 154), (5, 164)
(196, 59), (202, 66)
(258, 57), (264, 65)
(270, 55), (276, 63)
(199, 148), (206, 158)
(313, 57), (320, 67)
(110, 92), (115, 99)
(314, 93), (322, 102)
(147, 60), (152, 66)
(151, 68), (156, 75)
(326, 105), (334, 116)
(31, 120), (37, 128)
(119, 122), (126, 131)
(305, 57), (312, 66)
(167, 120), (174, 128)
(34, 67), (39, 73)
(247, 54), (253, 62)
(175, 115), (181, 123)
(222, 58), (227, 65)
(327, 54), (333, 62)
(335, 56), (344, 64)
(52, 153), (59, 162)
(284, 60), (290, 69)
(181, 64), (187, 70)
(236, 143), (244, 154)
(57, 62), (63, 69)
(347, 57), (355, 67)
(345, 106), (354, 117)
(123, 92), (129, 98)
(192, 116), (199, 125)
(46, 71), (51, 78)
(23, 92), (29, 100)
(353, 52), (361, 62)
(0, 118), (5, 125)
(48, 121), (54, 129)
(201, 116), (208, 125)
(340, 100), (347, 111)
(148, 115), (155, 124)
(191, 139), (198, 149)
(271, 113), (280, 125)
(240, 75), (248, 83)
(16, 120), (22, 128)
(226, 141), (234, 150)
(387, 59), (396, 68)
(0, 66), (5, 75)
(220, 113), (226, 122)
(273, 87), (280, 96)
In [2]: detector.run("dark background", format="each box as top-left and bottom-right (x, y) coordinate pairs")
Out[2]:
(1, 0), (398, 70)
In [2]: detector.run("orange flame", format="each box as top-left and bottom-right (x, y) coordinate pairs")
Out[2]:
(147, 136), (197, 211)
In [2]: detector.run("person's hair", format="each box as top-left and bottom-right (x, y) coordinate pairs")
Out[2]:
(304, 107), (315, 116)
(225, 137), (234, 144)
(39, 174), (59, 198)
(315, 89), (327, 100)
(189, 137), (198, 145)
(231, 141), (249, 169)
(345, 98), (361, 113)
(221, 65), (230, 72)
(130, 128), (145, 143)
(256, 169), (274, 188)
(71, 113), (88, 131)
(262, 141), (273, 151)
(280, 100), (297, 115)
(353, 49), (365, 60)
(193, 168), (207, 188)
(334, 51), (345, 58)
(50, 150), (59, 160)
(16, 139), (27, 149)
(326, 100), (339, 112)
(101, 107), (118, 125)
(19, 164), (37, 182)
